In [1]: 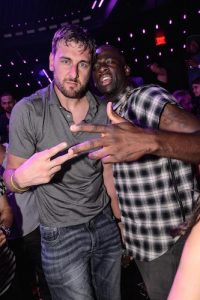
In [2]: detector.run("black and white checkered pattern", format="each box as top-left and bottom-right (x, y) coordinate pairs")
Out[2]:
(112, 84), (198, 261)
(0, 177), (6, 196)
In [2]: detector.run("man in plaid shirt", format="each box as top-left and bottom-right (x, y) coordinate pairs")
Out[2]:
(70, 45), (200, 300)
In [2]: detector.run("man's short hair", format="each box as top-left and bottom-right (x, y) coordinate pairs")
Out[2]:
(51, 23), (96, 63)
(0, 92), (15, 102)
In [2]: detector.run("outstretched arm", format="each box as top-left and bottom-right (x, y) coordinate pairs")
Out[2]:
(3, 142), (75, 193)
(69, 102), (200, 164)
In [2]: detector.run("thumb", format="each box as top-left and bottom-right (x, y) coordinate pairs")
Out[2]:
(107, 102), (126, 124)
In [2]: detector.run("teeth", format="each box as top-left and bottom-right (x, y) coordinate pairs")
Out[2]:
(101, 75), (111, 82)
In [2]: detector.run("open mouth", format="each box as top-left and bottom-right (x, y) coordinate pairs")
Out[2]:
(100, 74), (112, 86)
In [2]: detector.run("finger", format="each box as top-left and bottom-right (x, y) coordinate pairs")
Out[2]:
(70, 124), (108, 134)
(69, 138), (103, 155)
(49, 165), (62, 175)
(107, 102), (127, 124)
(88, 147), (111, 161)
(50, 151), (76, 167)
(46, 142), (68, 159)
(102, 155), (115, 163)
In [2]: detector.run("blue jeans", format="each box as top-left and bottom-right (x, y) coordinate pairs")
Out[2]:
(40, 206), (122, 300)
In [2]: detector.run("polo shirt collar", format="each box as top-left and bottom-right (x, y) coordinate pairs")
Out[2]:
(47, 82), (99, 122)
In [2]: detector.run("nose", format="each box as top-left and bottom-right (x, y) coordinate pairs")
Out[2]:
(94, 60), (109, 74)
(69, 64), (79, 80)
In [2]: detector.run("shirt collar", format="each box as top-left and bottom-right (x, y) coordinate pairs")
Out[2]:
(47, 82), (99, 121)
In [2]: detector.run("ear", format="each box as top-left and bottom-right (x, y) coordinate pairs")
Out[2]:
(124, 65), (131, 77)
(49, 53), (54, 72)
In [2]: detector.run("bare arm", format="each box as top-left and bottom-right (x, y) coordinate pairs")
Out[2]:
(103, 163), (121, 219)
(103, 163), (124, 242)
(3, 142), (75, 193)
(69, 102), (200, 164)
(168, 221), (200, 300)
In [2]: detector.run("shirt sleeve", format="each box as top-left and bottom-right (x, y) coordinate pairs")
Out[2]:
(125, 85), (177, 129)
(8, 99), (36, 159)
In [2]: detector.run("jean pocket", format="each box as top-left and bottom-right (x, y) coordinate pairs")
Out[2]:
(103, 206), (116, 223)
(40, 225), (59, 243)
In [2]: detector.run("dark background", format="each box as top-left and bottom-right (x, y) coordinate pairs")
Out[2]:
(0, 0), (199, 100)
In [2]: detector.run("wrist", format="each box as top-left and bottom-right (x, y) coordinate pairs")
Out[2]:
(10, 171), (29, 193)
(143, 129), (160, 155)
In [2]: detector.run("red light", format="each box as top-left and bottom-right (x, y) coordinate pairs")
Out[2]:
(155, 34), (166, 46)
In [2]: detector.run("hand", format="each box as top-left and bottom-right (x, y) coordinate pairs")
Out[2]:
(14, 142), (75, 188)
(70, 102), (155, 163)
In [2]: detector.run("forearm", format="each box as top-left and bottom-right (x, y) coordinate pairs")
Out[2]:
(103, 163), (121, 219)
(152, 130), (200, 164)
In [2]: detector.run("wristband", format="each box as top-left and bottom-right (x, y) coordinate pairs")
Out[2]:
(0, 224), (11, 237)
(10, 173), (29, 193)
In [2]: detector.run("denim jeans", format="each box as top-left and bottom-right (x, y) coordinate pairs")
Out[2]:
(40, 205), (122, 300)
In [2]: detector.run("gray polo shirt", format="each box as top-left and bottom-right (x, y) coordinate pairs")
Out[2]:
(9, 84), (109, 227)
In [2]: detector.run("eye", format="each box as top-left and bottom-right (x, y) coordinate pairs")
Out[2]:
(61, 58), (71, 65)
(105, 58), (113, 65)
(93, 63), (100, 71)
(79, 61), (90, 69)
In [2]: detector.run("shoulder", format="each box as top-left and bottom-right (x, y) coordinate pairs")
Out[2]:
(12, 86), (50, 115)
(87, 91), (108, 124)
(87, 91), (106, 105)
(130, 84), (176, 106)
(132, 84), (172, 96)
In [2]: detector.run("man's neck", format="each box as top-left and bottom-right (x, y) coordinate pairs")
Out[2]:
(104, 85), (133, 103)
(110, 85), (135, 115)
(55, 88), (89, 124)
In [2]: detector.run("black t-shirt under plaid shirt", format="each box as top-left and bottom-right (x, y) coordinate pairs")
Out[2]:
(112, 84), (198, 261)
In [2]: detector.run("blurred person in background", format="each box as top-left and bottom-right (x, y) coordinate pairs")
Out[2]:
(172, 89), (193, 112)
(185, 34), (200, 88)
(191, 76), (200, 118)
(0, 93), (16, 143)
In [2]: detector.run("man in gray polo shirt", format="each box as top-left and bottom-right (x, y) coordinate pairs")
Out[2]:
(3, 24), (122, 300)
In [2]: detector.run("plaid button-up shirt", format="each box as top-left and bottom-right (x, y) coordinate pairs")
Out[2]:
(112, 84), (198, 261)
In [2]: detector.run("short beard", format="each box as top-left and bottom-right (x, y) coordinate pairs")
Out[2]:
(54, 77), (87, 99)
